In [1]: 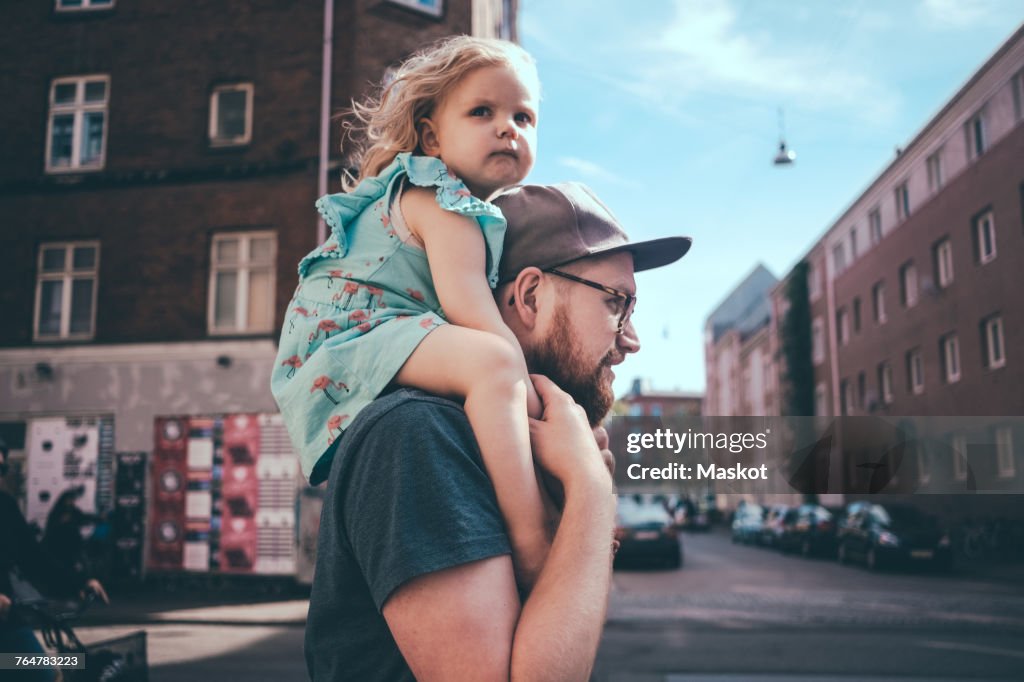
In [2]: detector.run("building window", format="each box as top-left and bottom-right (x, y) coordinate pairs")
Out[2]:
(895, 182), (910, 221)
(941, 334), (961, 384)
(852, 297), (862, 333)
(808, 261), (821, 301)
(814, 383), (827, 417)
(982, 315), (1005, 370)
(872, 281), (887, 323)
(649, 403), (662, 417)
(837, 308), (849, 346)
(869, 207), (882, 246)
(387, 0), (444, 17)
(55, 0), (114, 10)
(812, 317), (824, 365)
(208, 231), (276, 334)
(925, 150), (943, 195)
(907, 348), (924, 395)
(832, 242), (846, 274)
(878, 362), (893, 405)
(840, 379), (854, 416)
(209, 83), (254, 146)
(849, 227), (859, 260)
(34, 242), (100, 340)
(857, 371), (866, 411)
(974, 210), (997, 264)
(917, 443), (932, 485)
(46, 75), (109, 173)
(934, 238), (954, 288)
(951, 434), (968, 481)
(965, 109), (986, 160)
(1013, 69), (1024, 122)
(900, 262), (918, 308)
(995, 427), (1015, 478)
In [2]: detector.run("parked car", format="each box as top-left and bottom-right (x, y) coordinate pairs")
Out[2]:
(731, 504), (766, 544)
(777, 504), (837, 557)
(615, 495), (683, 568)
(759, 505), (794, 547)
(837, 503), (952, 571)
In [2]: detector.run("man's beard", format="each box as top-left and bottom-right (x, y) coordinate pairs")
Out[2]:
(523, 304), (616, 426)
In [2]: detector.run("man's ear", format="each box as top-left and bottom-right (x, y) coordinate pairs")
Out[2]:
(419, 118), (441, 157)
(508, 268), (544, 331)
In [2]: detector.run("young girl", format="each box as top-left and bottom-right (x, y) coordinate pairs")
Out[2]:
(271, 36), (550, 589)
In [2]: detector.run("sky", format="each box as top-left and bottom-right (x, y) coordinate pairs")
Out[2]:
(516, 0), (1024, 398)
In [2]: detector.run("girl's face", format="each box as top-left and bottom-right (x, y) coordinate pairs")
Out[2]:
(419, 62), (540, 200)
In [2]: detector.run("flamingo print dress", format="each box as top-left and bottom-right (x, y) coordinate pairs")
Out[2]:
(271, 153), (507, 485)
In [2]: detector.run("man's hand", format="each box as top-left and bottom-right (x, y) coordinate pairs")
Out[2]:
(82, 578), (109, 605)
(592, 425), (615, 478)
(528, 375), (611, 496)
(0, 593), (10, 620)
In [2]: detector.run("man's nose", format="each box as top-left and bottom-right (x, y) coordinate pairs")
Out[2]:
(618, 319), (640, 354)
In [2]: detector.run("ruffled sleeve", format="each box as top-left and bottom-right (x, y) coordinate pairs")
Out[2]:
(399, 154), (508, 289)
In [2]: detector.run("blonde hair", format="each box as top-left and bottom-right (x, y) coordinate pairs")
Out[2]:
(340, 35), (537, 191)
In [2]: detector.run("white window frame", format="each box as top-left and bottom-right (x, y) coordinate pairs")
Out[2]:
(869, 207), (882, 246)
(916, 443), (931, 485)
(983, 315), (1006, 370)
(908, 348), (924, 395)
(837, 308), (849, 346)
(808, 262), (821, 302)
(207, 231), (277, 335)
(941, 334), (960, 384)
(209, 83), (254, 147)
(951, 434), (968, 481)
(812, 317), (824, 365)
(935, 238), (954, 288)
(1013, 68), (1024, 122)
(832, 242), (846, 274)
(387, 0), (444, 17)
(900, 262), (918, 308)
(926, 150), (943, 194)
(879, 362), (893, 405)
(975, 211), (996, 265)
(873, 281), (887, 324)
(895, 182), (910, 221)
(965, 110), (986, 160)
(45, 75), (110, 173)
(995, 427), (1015, 478)
(814, 383), (827, 417)
(33, 241), (100, 341)
(55, 0), (114, 11)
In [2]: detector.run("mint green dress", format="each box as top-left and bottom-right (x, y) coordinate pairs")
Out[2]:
(271, 153), (507, 484)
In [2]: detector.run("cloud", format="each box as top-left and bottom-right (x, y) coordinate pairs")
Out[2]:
(918, 0), (1000, 27)
(557, 157), (641, 188)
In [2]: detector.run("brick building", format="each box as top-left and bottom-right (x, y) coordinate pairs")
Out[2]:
(0, 1), (516, 522)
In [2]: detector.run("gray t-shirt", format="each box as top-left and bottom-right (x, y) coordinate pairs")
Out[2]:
(304, 388), (512, 681)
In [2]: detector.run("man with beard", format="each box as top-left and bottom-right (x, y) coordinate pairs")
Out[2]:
(305, 182), (691, 681)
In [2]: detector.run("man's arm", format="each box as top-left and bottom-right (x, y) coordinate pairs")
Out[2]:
(382, 376), (615, 682)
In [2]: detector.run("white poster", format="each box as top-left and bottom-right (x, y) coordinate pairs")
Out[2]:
(26, 418), (99, 528)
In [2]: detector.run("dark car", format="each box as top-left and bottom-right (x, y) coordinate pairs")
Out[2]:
(759, 504), (794, 547)
(777, 504), (837, 557)
(615, 495), (682, 569)
(731, 503), (766, 544)
(837, 503), (952, 571)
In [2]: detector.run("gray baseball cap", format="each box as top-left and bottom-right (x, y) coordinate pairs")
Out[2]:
(492, 182), (692, 284)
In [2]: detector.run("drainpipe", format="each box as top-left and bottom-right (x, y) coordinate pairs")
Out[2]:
(317, 0), (335, 245)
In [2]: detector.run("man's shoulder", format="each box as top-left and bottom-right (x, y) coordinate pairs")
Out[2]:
(352, 388), (467, 434)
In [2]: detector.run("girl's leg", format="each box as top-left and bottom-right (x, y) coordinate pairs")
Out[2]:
(395, 324), (550, 590)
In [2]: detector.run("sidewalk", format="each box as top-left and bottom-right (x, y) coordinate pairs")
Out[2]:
(78, 588), (309, 627)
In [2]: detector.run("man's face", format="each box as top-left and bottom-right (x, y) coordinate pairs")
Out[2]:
(523, 252), (640, 424)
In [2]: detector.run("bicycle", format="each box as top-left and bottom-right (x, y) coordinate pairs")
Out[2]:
(10, 593), (147, 682)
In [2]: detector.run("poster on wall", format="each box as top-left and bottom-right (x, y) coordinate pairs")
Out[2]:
(26, 417), (102, 529)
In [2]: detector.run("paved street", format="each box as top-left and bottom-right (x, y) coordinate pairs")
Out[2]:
(67, 528), (1024, 681)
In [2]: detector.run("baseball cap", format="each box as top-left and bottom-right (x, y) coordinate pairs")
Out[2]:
(492, 182), (692, 284)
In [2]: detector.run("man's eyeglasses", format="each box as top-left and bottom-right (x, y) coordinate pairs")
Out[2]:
(544, 268), (636, 334)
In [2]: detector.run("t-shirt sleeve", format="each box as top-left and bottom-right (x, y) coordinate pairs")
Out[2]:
(338, 398), (512, 611)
